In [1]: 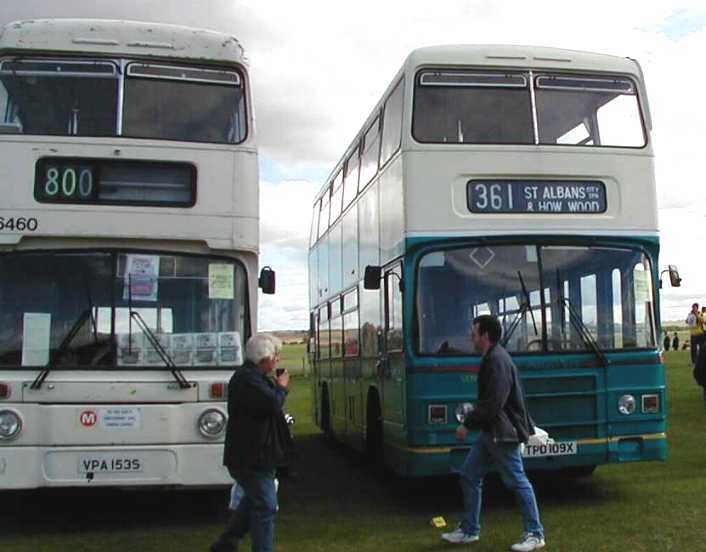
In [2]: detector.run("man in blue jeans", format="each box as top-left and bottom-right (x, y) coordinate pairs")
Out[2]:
(211, 334), (292, 552)
(442, 315), (545, 551)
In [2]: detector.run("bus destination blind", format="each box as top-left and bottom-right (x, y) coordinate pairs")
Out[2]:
(35, 157), (196, 207)
(467, 180), (606, 214)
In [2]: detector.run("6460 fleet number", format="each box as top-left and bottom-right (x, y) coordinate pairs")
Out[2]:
(0, 217), (39, 232)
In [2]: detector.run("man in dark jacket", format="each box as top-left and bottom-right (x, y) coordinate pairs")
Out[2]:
(211, 334), (291, 552)
(442, 315), (545, 551)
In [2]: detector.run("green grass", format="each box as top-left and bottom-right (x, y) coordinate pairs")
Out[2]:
(279, 343), (308, 375)
(2, 351), (705, 551)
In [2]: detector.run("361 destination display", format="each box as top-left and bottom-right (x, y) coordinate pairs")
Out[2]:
(467, 180), (606, 214)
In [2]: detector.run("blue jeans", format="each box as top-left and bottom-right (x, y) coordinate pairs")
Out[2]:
(459, 432), (543, 538)
(216, 468), (278, 552)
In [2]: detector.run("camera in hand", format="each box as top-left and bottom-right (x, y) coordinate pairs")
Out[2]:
(276, 368), (286, 377)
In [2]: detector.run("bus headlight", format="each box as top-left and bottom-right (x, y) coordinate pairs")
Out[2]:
(618, 395), (636, 415)
(0, 410), (22, 441)
(455, 403), (475, 423)
(198, 409), (226, 438)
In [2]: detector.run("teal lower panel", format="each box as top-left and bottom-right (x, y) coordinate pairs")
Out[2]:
(384, 436), (667, 477)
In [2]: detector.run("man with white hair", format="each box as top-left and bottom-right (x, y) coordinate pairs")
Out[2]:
(211, 333), (291, 552)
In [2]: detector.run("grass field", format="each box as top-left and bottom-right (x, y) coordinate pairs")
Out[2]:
(2, 350), (705, 551)
(278, 342), (308, 375)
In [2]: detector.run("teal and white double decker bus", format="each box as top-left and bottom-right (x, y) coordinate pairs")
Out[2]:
(308, 45), (680, 477)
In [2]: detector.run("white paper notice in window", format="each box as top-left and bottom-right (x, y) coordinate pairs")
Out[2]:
(209, 264), (234, 299)
(22, 312), (51, 366)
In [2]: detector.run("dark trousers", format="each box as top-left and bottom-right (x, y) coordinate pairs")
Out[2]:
(691, 334), (705, 365)
(212, 468), (278, 552)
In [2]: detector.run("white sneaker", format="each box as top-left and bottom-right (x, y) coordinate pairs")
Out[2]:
(510, 532), (545, 551)
(441, 526), (480, 544)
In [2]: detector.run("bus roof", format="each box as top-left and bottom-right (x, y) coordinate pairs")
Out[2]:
(404, 44), (642, 77)
(0, 19), (247, 66)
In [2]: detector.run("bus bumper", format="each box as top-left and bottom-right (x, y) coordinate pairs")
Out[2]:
(386, 433), (667, 477)
(0, 444), (232, 489)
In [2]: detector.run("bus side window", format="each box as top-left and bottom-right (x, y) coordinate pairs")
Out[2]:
(380, 79), (404, 167)
(385, 265), (403, 352)
(318, 305), (330, 361)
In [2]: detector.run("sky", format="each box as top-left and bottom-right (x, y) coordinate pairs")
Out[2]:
(2, 0), (706, 329)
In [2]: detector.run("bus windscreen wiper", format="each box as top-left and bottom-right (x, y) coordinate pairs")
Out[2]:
(31, 274), (99, 389)
(559, 295), (608, 368)
(30, 308), (93, 390)
(128, 311), (190, 389)
(127, 274), (190, 389)
(501, 271), (539, 347)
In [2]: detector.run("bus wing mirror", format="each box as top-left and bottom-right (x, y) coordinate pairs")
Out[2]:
(259, 266), (276, 294)
(668, 265), (681, 287)
(364, 265), (382, 290)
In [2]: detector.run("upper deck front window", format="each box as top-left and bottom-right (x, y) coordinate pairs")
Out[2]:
(123, 63), (246, 144)
(535, 74), (645, 147)
(413, 71), (534, 144)
(0, 59), (118, 136)
(413, 69), (646, 148)
(0, 57), (247, 144)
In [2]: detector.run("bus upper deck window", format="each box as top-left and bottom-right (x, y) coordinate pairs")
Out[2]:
(413, 70), (533, 145)
(535, 74), (645, 147)
(123, 63), (246, 144)
(0, 58), (118, 137)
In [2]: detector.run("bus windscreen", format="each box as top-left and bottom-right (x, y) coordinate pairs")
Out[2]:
(0, 251), (247, 368)
(416, 245), (656, 355)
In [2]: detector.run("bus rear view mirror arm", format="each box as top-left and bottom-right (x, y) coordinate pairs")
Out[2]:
(259, 266), (276, 294)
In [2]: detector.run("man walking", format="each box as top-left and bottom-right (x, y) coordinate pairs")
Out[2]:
(442, 315), (545, 551)
(211, 334), (292, 552)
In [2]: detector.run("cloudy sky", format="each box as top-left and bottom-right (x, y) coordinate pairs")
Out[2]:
(3, 0), (706, 329)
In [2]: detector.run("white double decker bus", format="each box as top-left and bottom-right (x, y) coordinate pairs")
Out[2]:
(0, 19), (273, 488)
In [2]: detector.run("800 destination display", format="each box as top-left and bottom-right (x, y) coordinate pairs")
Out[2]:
(467, 180), (606, 214)
(35, 157), (196, 207)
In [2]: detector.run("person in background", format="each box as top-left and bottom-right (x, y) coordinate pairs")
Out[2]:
(211, 334), (292, 552)
(686, 303), (704, 366)
(672, 332), (679, 352)
(442, 315), (545, 551)
(693, 343), (706, 408)
(663, 333), (671, 351)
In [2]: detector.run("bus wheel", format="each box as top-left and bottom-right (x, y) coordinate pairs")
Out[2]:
(320, 386), (332, 438)
(366, 390), (384, 470)
(562, 465), (597, 479)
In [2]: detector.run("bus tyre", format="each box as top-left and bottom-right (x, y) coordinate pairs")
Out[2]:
(562, 465), (597, 479)
(366, 391), (384, 470)
(320, 386), (332, 439)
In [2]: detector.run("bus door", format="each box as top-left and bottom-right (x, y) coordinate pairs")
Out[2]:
(382, 262), (405, 428)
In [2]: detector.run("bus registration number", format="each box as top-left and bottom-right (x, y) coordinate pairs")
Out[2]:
(78, 456), (142, 473)
(522, 441), (577, 458)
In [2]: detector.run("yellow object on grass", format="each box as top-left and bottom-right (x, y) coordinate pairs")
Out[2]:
(431, 516), (447, 528)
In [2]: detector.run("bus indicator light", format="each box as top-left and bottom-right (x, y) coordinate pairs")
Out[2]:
(428, 405), (448, 425)
(209, 383), (227, 399)
(0, 384), (10, 399)
(642, 394), (659, 414)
